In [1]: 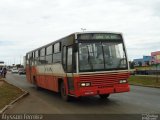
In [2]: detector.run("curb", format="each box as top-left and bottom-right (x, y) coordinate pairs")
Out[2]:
(130, 83), (160, 89)
(0, 79), (29, 114)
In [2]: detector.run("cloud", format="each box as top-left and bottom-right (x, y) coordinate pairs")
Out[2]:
(0, 40), (15, 46)
(0, 0), (160, 64)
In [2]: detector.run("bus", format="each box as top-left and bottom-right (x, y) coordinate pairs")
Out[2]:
(26, 32), (130, 101)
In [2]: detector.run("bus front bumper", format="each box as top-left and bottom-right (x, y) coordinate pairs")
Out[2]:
(74, 84), (130, 97)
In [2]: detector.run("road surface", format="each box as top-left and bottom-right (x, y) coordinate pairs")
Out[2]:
(4, 73), (160, 115)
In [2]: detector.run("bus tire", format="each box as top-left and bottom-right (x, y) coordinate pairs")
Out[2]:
(33, 77), (41, 90)
(99, 94), (110, 99)
(60, 82), (70, 101)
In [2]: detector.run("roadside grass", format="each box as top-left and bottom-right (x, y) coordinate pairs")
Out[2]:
(128, 75), (160, 88)
(134, 66), (151, 70)
(0, 79), (24, 109)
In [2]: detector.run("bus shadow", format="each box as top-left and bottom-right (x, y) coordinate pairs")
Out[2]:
(71, 96), (119, 107)
(30, 86), (119, 107)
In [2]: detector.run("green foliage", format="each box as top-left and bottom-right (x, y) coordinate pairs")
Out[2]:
(0, 80), (24, 109)
(129, 61), (135, 69)
(129, 76), (160, 87)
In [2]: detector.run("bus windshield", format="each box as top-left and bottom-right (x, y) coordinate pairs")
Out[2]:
(78, 41), (127, 72)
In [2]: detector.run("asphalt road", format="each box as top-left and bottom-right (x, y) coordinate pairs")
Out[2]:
(4, 72), (160, 115)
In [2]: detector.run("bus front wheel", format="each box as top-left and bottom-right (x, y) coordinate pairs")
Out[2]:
(60, 82), (70, 101)
(99, 94), (110, 99)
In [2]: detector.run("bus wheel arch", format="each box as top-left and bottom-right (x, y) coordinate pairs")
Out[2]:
(58, 78), (70, 101)
(58, 78), (63, 92)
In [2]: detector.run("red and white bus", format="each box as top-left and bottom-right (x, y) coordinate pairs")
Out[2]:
(26, 32), (130, 101)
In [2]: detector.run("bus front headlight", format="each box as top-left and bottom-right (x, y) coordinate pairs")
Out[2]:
(80, 83), (86, 87)
(85, 82), (91, 86)
(80, 82), (91, 87)
(119, 80), (127, 84)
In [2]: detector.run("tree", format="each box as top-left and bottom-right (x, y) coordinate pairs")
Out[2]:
(138, 61), (142, 67)
(129, 61), (135, 69)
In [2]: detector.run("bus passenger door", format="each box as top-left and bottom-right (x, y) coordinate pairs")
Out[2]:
(62, 46), (73, 73)
(67, 46), (73, 73)
(67, 46), (75, 92)
(62, 46), (74, 92)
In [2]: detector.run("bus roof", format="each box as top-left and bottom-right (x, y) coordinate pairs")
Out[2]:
(75, 31), (122, 35)
(26, 31), (122, 54)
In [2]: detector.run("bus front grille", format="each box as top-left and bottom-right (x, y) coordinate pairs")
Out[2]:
(79, 72), (129, 87)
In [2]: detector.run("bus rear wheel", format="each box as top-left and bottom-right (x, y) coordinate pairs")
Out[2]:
(33, 77), (41, 90)
(60, 82), (70, 101)
(99, 94), (110, 99)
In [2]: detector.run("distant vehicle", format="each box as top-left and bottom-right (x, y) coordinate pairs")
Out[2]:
(18, 68), (26, 75)
(11, 68), (19, 73)
(7, 68), (12, 72)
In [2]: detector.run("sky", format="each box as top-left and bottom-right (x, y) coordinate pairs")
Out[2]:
(0, 0), (160, 65)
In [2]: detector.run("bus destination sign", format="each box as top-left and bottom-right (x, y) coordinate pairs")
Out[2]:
(78, 33), (122, 40)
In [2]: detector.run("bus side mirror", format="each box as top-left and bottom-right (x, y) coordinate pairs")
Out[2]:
(73, 43), (78, 52)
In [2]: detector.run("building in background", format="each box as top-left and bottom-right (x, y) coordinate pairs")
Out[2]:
(151, 51), (160, 64)
(133, 56), (151, 66)
(151, 51), (160, 70)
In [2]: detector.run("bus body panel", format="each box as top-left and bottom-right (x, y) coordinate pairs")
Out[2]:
(69, 71), (130, 97)
(36, 75), (60, 92)
(26, 63), (67, 92)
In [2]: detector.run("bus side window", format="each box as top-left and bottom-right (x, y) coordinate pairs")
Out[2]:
(32, 52), (35, 66)
(67, 46), (73, 72)
(53, 43), (61, 63)
(62, 46), (67, 71)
